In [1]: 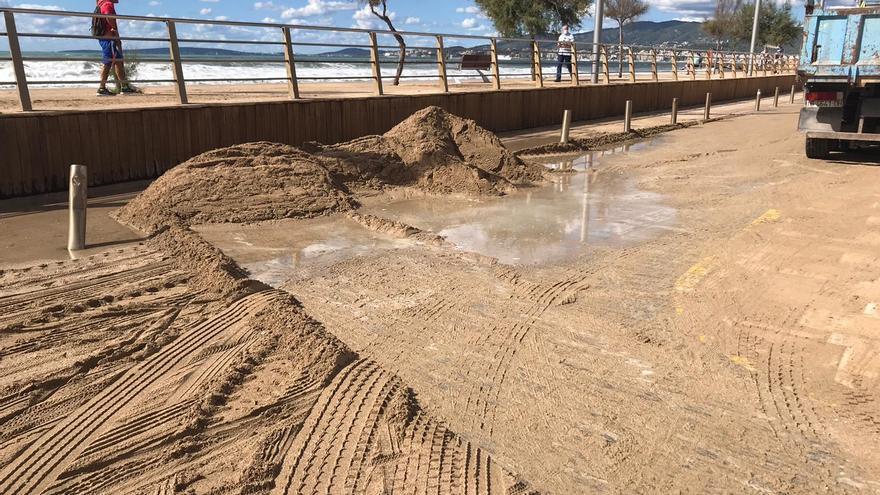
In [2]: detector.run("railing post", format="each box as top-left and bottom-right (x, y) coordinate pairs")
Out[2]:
(435, 35), (449, 93)
(601, 45), (610, 84)
(731, 54), (738, 78)
(166, 21), (188, 104)
(4, 11), (32, 112)
(627, 47), (635, 82)
(671, 51), (678, 81)
(706, 52), (712, 79)
(368, 31), (384, 95)
(490, 38), (501, 90)
(571, 43), (580, 86)
(689, 51), (696, 80)
(650, 49), (658, 81)
(719, 53), (725, 79)
(282, 27), (300, 99)
(532, 40), (544, 88)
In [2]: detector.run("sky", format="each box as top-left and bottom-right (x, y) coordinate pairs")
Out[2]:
(0, 0), (819, 52)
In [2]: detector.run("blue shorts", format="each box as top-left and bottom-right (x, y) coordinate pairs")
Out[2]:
(99, 39), (123, 65)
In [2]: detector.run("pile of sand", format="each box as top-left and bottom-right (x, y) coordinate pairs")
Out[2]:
(319, 106), (545, 195)
(117, 107), (545, 233)
(115, 142), (355, 233)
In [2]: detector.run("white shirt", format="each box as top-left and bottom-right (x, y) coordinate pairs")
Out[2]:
(558, 33), (575, 55)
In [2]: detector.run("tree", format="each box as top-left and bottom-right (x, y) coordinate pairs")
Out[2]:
(604, 0), (648, 78)
(702, 0), (743, 50)
(361, 0), (405, 86)
(473, 0), (592, 37)
(733, 0), (800, 49)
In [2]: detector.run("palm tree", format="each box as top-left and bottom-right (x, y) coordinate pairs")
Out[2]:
(360, 0), (405, 86)
(604, 0), (649, 78)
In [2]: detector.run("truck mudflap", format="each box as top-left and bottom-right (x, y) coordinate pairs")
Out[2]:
(798, 107), (844, 132)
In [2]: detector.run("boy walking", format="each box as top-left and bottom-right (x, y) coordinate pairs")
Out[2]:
(555, 25), (575, 83)
(94, 0), (137, 96)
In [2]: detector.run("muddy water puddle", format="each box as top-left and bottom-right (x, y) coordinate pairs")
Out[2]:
(198, 140), (677, 285)
(362, 140), (676, 265)
(195, 216), (419, 286)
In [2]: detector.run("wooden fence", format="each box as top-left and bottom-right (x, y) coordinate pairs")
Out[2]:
(0, 74), (798, 198)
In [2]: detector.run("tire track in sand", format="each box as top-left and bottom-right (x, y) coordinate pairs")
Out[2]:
(0, 290), (281, 495)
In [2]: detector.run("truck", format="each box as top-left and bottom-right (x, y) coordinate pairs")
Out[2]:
(798, 0), (880, 159)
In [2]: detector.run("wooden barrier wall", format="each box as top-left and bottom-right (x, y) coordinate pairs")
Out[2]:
(0, 75), (797, 198)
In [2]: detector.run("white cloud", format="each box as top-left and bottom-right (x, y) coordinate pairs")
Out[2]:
(461, 18), (477, 29)
(456, 6), (480, 14)
(404, 16), (420, 25)
(200, 7), (212, 15)
(352, 5), (396, 29)
(282, 0), (356, 18)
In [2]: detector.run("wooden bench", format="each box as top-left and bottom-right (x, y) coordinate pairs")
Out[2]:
(458, 53), (492, 83)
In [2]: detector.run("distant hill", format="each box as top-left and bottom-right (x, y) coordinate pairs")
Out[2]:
(318, 47), (370, 57)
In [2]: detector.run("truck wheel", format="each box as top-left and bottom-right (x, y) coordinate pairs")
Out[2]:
(806, 137), (830, 159)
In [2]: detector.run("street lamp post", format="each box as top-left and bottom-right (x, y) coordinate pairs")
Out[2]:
(591, 0), (605, 84)
(748, 0), (762, 76)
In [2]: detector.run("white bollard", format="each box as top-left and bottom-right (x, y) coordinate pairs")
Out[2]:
(774, 86), (780, 107)
(624, 100), (633, 133)
(755, 89), (762, 111)
(790, 84), (796, 104)
(704, 92), (712, 121)
(68, 164), (87, 251)
(671, 97), (679, 125)
(560, 109), (572, 144)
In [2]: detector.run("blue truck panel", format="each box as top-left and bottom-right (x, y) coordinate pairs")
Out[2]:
(799, 6), (880, 82)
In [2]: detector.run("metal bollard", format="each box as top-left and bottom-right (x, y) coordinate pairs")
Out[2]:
(704, 92), (712, 121)
(790, 84), (796, 104)
(68, 164), (87, 251)
(671, 97), (679, 125)
(774, 87), (780, 107)
(624, 100), (633, 133)
(755, 89), (762, 111)
(560, 109), (572, 144)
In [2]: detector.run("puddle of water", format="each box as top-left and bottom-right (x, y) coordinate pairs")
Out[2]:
(195, 216), (418, 286)
(197, 138), (677, 285)
(361, 140), (677, 265)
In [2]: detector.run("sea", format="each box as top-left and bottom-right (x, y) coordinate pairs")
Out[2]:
(0, 51), (670, 88)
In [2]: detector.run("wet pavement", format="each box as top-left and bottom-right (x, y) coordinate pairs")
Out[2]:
(197, 139), (678, 285)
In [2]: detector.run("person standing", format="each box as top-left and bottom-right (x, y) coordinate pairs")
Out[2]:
(94, 0), (137, 96)
(555, 25), (575, 83)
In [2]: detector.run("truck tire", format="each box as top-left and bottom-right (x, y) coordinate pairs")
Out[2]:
(806, 137), (830, 159)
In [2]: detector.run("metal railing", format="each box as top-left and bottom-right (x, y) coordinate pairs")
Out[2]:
(0, 7), (799, 112)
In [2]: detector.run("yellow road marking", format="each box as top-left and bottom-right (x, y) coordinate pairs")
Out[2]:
(728, 355), (755, 372)
(749, 208), (781, 227)
(674, 256), (718, 291)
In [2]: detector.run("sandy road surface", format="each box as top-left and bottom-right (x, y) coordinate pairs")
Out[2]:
(275, 109), (880, 493)
(1, 104), (878, 494)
